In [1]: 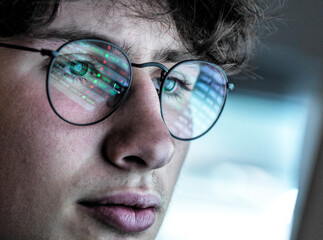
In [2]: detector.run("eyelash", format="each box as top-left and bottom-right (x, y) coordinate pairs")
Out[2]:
(52, 54), (99, 83)
(153, 75), (192, 100)
(166, 78), (192, 99)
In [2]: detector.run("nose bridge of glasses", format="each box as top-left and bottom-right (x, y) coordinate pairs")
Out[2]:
(131, 62), (168, 93)
(131, 62), (168, 73)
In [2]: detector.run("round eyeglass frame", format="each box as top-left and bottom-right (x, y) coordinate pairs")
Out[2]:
(42, 39), (231, 141)
(46, 39), (134, 127)
(159, 60), (230, 141)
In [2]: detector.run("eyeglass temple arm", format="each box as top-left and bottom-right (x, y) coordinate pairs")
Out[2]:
(0, 42), (58, 58)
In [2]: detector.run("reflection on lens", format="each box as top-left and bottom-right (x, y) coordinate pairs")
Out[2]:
(47, 39), (132, 125)
(161, 61), (227, 140)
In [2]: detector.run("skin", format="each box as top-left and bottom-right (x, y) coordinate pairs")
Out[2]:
(0, 1), (190, 240)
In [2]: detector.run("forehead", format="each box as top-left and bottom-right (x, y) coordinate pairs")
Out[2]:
(42, 0), (183, 61)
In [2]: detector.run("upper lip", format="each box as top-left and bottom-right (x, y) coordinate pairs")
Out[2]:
(78, 192), (162, 209)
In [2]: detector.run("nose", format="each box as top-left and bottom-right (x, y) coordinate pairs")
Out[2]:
(102, 69), (175, 171)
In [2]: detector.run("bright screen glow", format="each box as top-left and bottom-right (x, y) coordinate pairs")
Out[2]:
(157, 93), (308, 240)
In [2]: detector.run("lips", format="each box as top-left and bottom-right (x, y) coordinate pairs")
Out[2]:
(78, 192), (161, 233)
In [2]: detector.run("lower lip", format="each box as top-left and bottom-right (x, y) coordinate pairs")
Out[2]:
(81, 205), (157, 232)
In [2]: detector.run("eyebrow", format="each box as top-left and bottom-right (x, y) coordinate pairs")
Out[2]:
(32, 28), (128, 50)
(153, 48), (195, 63)
(32, 27), (194, 63)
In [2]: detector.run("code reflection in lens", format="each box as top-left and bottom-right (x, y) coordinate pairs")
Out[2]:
(161, 61), (227, 140)
(48, 40), (131, 124)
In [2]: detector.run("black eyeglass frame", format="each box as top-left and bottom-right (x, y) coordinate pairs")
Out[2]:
(0, 39), (234, 141)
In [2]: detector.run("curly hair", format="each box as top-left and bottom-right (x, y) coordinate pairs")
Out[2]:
(168, 0), (269, 74)
(0, 0), (269, 75)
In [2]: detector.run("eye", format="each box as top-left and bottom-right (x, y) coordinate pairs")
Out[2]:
(163, 78), (177, 92)
(163, 71), (187, 94)
(69, 61), (89, 76)
(162, 70), (192, 100)
(52, 53), (98, 84)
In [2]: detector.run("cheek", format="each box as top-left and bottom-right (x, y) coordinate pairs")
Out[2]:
(0, 68), (87, 207)
(0, 71), (55, 188)
(0, 73), (93, 184)
(0, 68), (101, 236)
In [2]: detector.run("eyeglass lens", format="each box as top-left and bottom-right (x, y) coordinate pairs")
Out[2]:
(48, 39), (132, 125)
(47, 39), (228, 140)
(161, 61), (227, 140)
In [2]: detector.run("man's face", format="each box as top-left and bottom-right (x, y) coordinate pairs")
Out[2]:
(0, 1), (189, 239)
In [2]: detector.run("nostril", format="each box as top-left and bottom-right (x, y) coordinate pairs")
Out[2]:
(120, 156), (148, 169)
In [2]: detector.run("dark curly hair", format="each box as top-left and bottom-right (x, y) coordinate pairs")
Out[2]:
(0, 0), (270, 75)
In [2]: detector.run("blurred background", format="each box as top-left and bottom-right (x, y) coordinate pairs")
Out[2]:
(157, 0), (323, 239)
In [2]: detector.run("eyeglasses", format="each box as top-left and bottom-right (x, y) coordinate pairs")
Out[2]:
(0, 39), (234, 141)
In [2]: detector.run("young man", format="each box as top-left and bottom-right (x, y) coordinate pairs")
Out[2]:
(0, 0), (265, 239)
